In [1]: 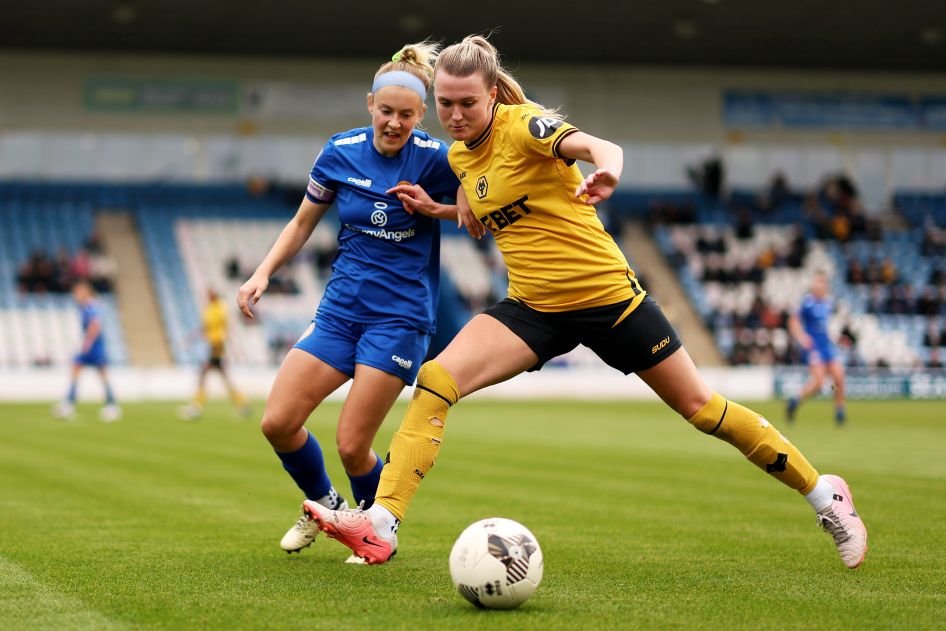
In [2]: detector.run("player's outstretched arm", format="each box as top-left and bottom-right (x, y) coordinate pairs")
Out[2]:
(557, 132), (624, 205)
(237, 198), (331, 319)
(385, 184), (485, 239)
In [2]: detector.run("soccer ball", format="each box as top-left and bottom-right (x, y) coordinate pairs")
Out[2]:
(449, 517), (544, 610)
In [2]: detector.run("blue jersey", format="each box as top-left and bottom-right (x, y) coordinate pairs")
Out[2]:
(78, 301), (106, 360)
(798, 293), (833, 348)
(306, 127), (458, 333)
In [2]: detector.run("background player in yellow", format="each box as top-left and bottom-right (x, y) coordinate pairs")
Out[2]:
(306, 35), (867, 571)
(179, 288), (250, 420)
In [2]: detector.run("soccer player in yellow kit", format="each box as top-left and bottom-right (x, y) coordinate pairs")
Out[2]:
(179, 288), (250, 420)
(305, 35), (867, 569)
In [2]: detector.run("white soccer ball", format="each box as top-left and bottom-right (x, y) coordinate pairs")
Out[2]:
(449, 517), (544, 610)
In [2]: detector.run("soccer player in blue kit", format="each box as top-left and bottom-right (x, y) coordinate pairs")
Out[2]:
(787, 271), (847, 425)
(52, 280), (121, 422)
(237, 41), (473, 558)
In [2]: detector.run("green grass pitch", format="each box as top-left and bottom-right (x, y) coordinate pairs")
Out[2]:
(1, 398), (944, 630)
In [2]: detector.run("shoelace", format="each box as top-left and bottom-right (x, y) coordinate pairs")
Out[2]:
(817, 510), (851, 544)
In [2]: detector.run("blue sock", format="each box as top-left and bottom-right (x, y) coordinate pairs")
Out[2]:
(347, 452), (383, 508)
(276, 432), (333, 501)
(66, 382), (77, 403)
(104, 383), (115, 405)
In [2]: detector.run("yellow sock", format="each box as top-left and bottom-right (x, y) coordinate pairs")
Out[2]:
(688, 393), (818, 494)
(230, 389), (246, 407)
(374, 361), (459, 521)
(194, 388), (207, 408)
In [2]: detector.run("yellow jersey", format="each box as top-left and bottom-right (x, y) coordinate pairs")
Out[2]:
(449, 102), (644, 313)
(203, 298), (228, 347)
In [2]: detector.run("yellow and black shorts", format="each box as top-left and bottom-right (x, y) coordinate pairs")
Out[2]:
(208, 342), (225, 369)
(483, 295), (681, 375)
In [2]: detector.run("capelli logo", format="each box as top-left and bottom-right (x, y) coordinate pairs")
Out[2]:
(392, 355), (413, 369)
(347, 177), (372, 187)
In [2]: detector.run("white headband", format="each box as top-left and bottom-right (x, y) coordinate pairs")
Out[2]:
(371, 71), (427, 101)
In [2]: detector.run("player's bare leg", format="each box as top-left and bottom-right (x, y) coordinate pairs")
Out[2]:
(265, 349), (350, 552)
(787, 360), (826, 423)
(308, 315), (538, 564)
(638, 347), (866, 568)
(53, 363), (83, 420)
(827, 360), (847, 425)
(217, 364), (251, 418)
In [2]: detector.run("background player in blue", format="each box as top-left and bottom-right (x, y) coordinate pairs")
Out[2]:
(787, 271), (847, 425)
(236, 41), (472, 558)
(52, 280), (121, 422)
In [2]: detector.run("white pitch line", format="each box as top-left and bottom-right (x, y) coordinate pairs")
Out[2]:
(0, 555), (127, 630)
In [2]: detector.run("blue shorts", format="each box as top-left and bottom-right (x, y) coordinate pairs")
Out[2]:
(74, 350), (107, 367)
(806, 342), (837, 365)
(293, 312), (431, 384)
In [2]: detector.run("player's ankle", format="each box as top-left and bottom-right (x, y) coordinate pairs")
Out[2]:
(368, 504), (399, 532)
(804, 475), (834, 513)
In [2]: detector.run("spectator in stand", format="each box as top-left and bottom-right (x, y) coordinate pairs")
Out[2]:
(89, 248), (116, 293)
(765, 171), (790, 211)
(930, 262), (945, 287)
(916, 287), (941, 317)
(921, 226), (945, 257)
(865, 258), (882, 285)
(84, 231), (105, 255)
(846, 259), (865, 284)
(923, 321), (942, 348)
(17, 250), (55, 294)
(786, 225), (808, 269)
(70, 248), (92, 284)
(735, 207), (754, 240)
(880, 258), (898, 285)
(884, 284), (914, 315)
(928, 348), (944, 369)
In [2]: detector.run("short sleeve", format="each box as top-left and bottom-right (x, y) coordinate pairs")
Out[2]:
(306, 144), (337, 204)
(509, 106), (580, 165)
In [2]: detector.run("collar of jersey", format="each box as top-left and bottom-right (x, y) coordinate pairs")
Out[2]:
(464, 102), (501, 151)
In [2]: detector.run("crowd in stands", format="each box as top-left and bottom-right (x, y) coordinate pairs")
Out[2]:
(15, 233), (116, 295)
(651, 164), (946, 370)
(224, 255), (301, 295)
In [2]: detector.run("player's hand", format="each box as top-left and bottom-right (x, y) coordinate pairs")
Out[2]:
(237, 273), (269, 319)
(387, 183), (442, 217)
(456, 195), (485, 240)
(575, 168), (619, 205)
(801, 333), (814, 350)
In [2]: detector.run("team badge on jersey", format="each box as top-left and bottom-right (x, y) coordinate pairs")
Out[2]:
(528, 116), (565, 139)
(476, 175), (489, 199)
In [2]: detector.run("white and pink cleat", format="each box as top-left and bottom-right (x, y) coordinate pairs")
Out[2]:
(302, 500), (398, 565)
(817, 474), (868, 569)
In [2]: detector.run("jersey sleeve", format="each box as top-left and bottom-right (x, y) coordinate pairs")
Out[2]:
(421, 143), (460, 201)
(508, 106), (580, 165)
(306, 144), (338, 204)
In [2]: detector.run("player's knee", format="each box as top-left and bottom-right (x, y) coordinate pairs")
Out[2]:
(678, 392), (715, 421)
(416, 360), (440, 387)
(260, 412), (293, 444)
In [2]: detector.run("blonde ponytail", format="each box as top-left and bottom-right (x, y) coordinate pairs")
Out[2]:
(436, 34), (558, 116)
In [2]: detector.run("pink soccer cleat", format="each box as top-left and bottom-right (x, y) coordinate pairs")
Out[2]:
(302, 500), (398, 565)
(816, 474), (868, 569)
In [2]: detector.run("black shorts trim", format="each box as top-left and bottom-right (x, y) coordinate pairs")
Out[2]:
(483, 295), (682, 375)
